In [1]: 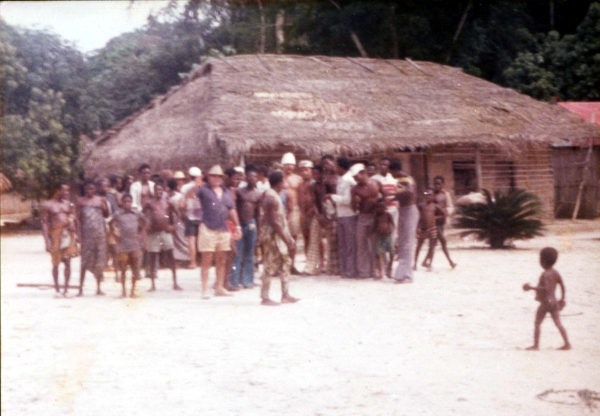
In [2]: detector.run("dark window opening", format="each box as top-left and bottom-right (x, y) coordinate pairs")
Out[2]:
(452, 161), (477, 196)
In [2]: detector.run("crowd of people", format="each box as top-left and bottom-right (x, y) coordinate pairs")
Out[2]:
(41, 153), (458, 305)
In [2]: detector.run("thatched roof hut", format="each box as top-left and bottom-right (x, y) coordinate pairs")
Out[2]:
(85, 54), (600, 175)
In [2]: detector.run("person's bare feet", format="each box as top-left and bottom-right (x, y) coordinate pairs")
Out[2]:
(214, 290), (232, 297)
(77, 290), (83, 297)
(525, 345), (539, 350)
(148, 287), (156, 292)
(201, 291), (210, 300)
(451, 262), (457, 269)
(261, 299), (280, 306)
(281, 295), (300, 304)
(96, 290), (106, 296)
(130, 292), (137, 298)
(173, 284), (183, 291)
(558, 344), (572, 350)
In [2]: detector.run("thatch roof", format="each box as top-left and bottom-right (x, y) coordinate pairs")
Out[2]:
(86, 54), (600, 174)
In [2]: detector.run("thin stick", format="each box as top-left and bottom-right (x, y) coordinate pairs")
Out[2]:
(256, 54), (273, 72)
(18, 283), (80, 289)
(310, 56), (333, 68)
(572, 138), (594, 220)
(216, 55), (239, 72)
(406, 58), (431, 76)
(346, 56), (374, 73)
(384, 59), (408, 75)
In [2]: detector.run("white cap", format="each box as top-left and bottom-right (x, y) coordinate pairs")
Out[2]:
(299, 160), (314, 168)
(234, 166), (245, 174)
(349, 163), (366, 177)
(188, 167), (201, 177)
(281, 152), (296, 165)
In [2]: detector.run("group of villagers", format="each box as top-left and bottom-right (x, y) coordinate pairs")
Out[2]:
(41, 152), (573, 348)
(42, 152), (457, 306)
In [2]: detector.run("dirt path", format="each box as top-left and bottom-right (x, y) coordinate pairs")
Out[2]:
(2, 222), (599, 415)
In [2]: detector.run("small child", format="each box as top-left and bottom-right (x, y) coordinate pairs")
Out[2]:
(523, 247), (571, 350)
(414, 189), (445, 270)
(372, 198), (395, 279)
(110, 194), (145, 298)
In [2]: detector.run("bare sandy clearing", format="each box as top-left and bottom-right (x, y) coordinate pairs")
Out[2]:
(2, 222), (599, 416)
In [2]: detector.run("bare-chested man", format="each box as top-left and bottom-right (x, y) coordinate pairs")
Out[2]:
(224, 167), (243, 290)
(259, 172), (299, 306)
(41, 183), (78, 297)
(76, 179), (110, 296)
(321, 155), (340, 275)
(431, 176), (457, 268)
(390, 159), (419, 283)
(281, 152), (303, 274)
(304, 164), (327, 275)
(298, 160), (316, 256)
(180, 167), (203, 269)
(230, 165), (263, 289)
(142, 182), (181, 292)
(351, 164), (385, 278)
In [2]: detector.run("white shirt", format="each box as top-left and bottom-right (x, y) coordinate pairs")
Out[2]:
(372, 173), (398, 212)
(129, 180), (155, 210)
(331, 171), (357, 218)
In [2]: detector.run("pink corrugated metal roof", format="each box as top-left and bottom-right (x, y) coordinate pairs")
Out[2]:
(558, 102), (600, 126)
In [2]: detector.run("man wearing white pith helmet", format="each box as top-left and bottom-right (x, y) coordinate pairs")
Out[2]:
(281, 152), (303, 274)
(180, 167), (203, 269)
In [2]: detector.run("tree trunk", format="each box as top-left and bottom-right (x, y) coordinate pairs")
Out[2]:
(329, 0), (368, 57)
(257, 0), (266, 54)
(549, 0), (555, 30)
(389, 4), (399, 59)
(445, 0), (473, 63)
(275, 9), (285, 54)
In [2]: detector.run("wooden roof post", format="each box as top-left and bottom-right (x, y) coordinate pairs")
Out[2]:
(475, 145), (483, 191)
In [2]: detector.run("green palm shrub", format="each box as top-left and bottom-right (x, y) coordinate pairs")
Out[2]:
(454, 189), (544, 248)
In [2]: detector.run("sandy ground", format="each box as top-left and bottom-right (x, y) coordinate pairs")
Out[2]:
(2, 221), (600, 416)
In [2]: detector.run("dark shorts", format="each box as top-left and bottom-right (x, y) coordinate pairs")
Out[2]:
(184, 218), (200, 237)
(376, 235), (393, 255)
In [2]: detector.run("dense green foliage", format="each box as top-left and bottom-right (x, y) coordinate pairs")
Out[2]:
(1, 1), (598, 198)
(454, 189), (544, 248)
(503, 2), (600, 100)
(1, 25), (86, 199)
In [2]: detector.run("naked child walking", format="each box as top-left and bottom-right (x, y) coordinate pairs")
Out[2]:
(523, 247), (571, 350)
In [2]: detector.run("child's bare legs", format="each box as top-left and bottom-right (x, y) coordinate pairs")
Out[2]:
(414, 237), (426, 270)
(374, 254), (383, 279)
(423, 238), (437, 269)
(527, 305), (571, 350)
(550, 309), (571, 350)
(526, 306), (546, 350)
(437, 228), (456, 268)
(385, 251), (393, 277)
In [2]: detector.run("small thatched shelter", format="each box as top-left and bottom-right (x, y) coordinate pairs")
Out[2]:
(553, 102), (600, 218)
(86, 54), (600, 215)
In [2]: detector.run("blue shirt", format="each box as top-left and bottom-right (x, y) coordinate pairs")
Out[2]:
(196, 184), (234, 231)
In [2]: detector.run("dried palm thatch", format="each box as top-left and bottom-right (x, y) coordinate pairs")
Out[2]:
(0, 173), (13, 193)
(85, 54), (600, 174)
